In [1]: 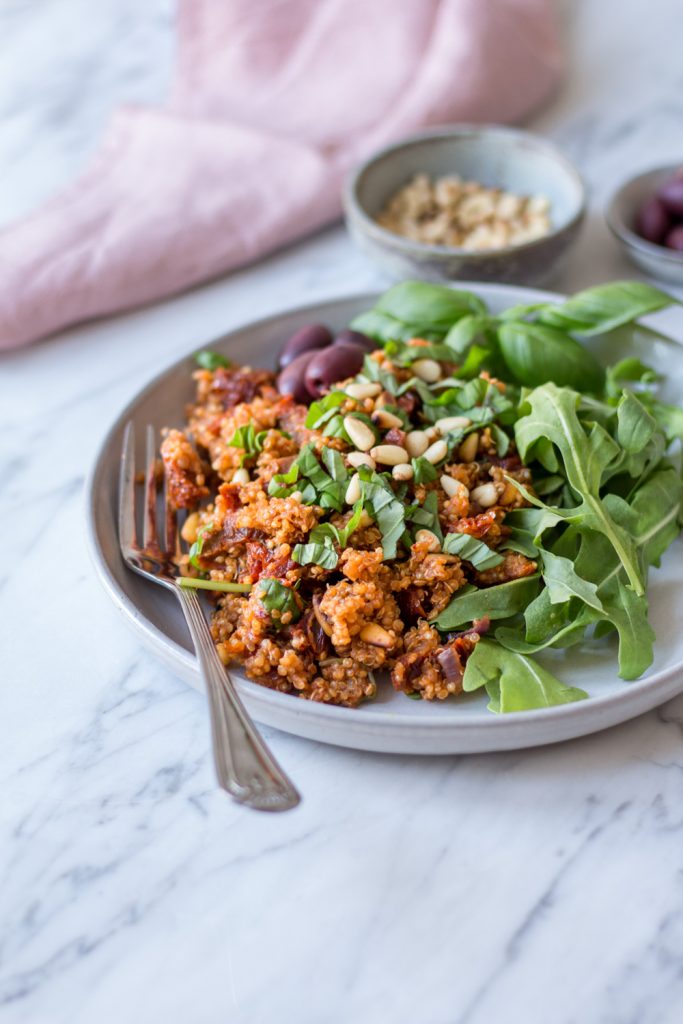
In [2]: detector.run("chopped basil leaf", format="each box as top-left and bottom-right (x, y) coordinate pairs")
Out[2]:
(411, 457), (438, 484)
(442, 531), (504, 570)
(228, 423), (268, 466)
(195, 349), (230, 370)
(257, 578), (301, 626)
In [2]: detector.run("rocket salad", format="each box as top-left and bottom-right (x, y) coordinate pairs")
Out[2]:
(352, 280), (683, 712)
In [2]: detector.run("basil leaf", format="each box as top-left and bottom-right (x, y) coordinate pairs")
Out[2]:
(442, 532), (504, 570)
(409, 490), (442, 542)
(305, 391), (348, 430)
(375, 281), (487, 327)
(443, 314), (494, 354)
(498, 321), (605, 392)
(268, 462), (300, 497)
(411, 457), (438, 484)
(291, 542), (340, 570)
(434, 575), (541, 631)
(228, 423), (268, 465)
(359, 470), (406, 559)
(195, 349), (230, 370)
(537, 281), (678, 337)
(257, 578), (301, 626)
(462, 639), (588, 712)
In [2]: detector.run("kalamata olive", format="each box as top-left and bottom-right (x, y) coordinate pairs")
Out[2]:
(665, 224), (683, 252)
(304, 343), (366, 398)
(333, 328), (377, 353)
(276, 350), (317, 403)
(657, 174), (683, 217)
(277, 323), (333, 370)
(636, 196), (670, 245)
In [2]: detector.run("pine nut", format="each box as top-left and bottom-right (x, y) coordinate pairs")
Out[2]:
(412, 358), (442, 383)
(424, 439), (448, 464)
(370, 444), (409, 466)
(232, 468), (250, 484)
(345, 382), (382, 400)
(471, 482), (498, 508)
(425, 426), (440, 441)
(415, 529), (441, 552)
(357, 510), (373, 528)
(360, 623), (394, 648)
(392, 464), (414, 481)
(435, 415), (472, 433)
(372, 409), (404, 430)
(344, 415), (375, 451)
(440, 474), (468, 499)
(459, 432), (479, 463)
(347, 451), (376, 470)
(290, 490), (303, 503)
(181, 511), (200, 543)
(405, 430), (430, 458)
(345, 473), (362, 505)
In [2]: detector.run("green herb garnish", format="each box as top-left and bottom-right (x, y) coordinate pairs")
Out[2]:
(195, 349), (231, 370)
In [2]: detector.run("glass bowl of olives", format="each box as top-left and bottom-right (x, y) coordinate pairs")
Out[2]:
(606, 164), (683, 285)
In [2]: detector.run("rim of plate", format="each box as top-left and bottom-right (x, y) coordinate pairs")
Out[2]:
(85, 284), (683, 744)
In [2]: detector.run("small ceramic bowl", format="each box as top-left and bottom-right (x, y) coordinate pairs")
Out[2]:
(343, 125), (586, 286)
(606, 164), (683, 286)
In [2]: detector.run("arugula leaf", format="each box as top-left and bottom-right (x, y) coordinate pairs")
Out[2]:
(195, 349), (230, 370)
(514, 383), (646, 595)
(536, 281), (678, 337)
(442, 532), (504, 570)
(434, 575), (541, 631)
(498, 465), (682, 679)
(605, 357), (661, 399)
(462, 639), (588, 712)
(645, 398), (683, 444)
(497, 321), (605, 392)
(539, 549), (605, 614)
(257, 578), (301, 626)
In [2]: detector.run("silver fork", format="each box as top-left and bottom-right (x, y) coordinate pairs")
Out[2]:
(118, 422), (301, 812)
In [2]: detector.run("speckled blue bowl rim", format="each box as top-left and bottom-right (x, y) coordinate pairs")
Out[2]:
(343, 124), (587, 260)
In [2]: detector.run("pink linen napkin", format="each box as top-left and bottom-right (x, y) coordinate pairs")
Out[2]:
(0, 0), (562, 349)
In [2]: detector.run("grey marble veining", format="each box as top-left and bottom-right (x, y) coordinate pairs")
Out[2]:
(2, 1), (683, 1022)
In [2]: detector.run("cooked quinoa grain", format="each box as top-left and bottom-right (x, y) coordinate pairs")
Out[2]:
(161, 343), (537, 707)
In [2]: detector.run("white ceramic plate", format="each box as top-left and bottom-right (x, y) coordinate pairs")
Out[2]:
(86, 284), (683, 754)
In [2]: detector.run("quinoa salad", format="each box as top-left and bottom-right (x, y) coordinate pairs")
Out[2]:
(159, 282), (683, 714)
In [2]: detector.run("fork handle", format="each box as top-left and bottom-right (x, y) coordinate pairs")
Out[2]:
(176, 584), (301, 812)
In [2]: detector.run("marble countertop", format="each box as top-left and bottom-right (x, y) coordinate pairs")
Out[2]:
(3, 2), (683, 1021)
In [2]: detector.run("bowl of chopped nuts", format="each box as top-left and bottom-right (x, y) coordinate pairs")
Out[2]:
(344, 125), (586, 285)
